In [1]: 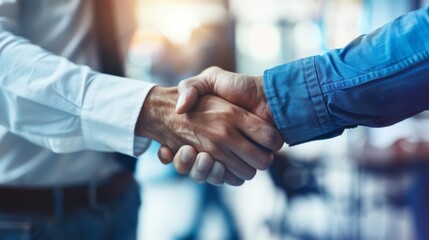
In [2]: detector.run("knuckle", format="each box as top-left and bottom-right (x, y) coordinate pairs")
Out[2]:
(178, 80), (185, 87)
(205, 66), (221, 74)
(178, 80), (189, 90)
(215, 126), (232, 140)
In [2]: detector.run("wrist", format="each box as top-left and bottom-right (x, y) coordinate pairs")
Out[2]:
(135, 86), (179, 141)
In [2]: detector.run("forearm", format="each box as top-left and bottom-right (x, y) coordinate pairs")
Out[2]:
(0, 30), (155, 154)
(265, 6), (429, 145)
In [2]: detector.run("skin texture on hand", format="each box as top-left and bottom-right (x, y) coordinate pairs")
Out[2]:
(157, 67), (283, 186)
(176, 67), (275, 125)
(136, 86), (283, 186)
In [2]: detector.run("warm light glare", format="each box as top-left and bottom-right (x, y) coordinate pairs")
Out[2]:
(156, 8), (201, 45)
(137, 1), (227, 46)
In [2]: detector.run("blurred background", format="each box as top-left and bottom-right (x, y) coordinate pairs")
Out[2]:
(125, 0), (429, 239)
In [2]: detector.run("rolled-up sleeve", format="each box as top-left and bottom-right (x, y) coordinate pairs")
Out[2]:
(264, 6), (429, 145)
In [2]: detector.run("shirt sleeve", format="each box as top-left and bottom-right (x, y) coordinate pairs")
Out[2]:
(0, 23), (155, 156)
(264, 6), (429, 146)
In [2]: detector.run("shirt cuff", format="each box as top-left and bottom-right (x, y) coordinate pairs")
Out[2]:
(134, 136), (151, 156)
(81, 73), (155, 156)
(264, 56), (343, 146)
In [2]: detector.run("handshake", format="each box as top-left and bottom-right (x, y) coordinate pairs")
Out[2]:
(136, 67), (284, 186)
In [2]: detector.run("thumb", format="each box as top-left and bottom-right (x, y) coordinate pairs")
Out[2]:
(176, 77), (213, 114)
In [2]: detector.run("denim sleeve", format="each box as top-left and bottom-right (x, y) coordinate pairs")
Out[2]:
(264, 6), (429, 146)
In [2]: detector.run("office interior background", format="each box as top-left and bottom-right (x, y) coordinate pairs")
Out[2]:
(124, 0), (429, 239)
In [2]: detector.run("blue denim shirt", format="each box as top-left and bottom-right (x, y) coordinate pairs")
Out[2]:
(264, 6), (429, 146)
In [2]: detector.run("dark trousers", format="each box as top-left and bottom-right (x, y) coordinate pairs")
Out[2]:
(0, 178), (141, 240)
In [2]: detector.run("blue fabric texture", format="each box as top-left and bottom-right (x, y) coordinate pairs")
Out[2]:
(264, 6), (429, 145)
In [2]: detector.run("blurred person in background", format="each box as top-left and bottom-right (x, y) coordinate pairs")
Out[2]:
(0, 0), (282, 239)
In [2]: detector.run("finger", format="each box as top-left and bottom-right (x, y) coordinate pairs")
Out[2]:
(207, 161), (226, 186)
(158, 145), (174, 164)
(173, 145), (198, 174)
(219, 149), (256, 181)
(223, 170), (244, 186)
(176, 85), (199, 114)
(176, 76), (213, 114)
(227, 130), (274, 171)
(189, 152), (214, 183)
(235, 111), (284, 152)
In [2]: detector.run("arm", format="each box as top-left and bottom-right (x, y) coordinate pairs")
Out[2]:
(0, 21), (283, 186)
(0, 23), (154, 156)
(0, 1), (159, 156)
(165, 6), (429, 185)
(265, 6), (429, 145)
(0, 5), (284, 186)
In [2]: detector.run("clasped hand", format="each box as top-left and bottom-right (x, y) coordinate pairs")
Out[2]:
(137, 67), (283, 186)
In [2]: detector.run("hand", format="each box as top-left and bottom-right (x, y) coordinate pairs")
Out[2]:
(176, 66), (274, 124)
(136, 86), (282, 186)
(160, 145), (227, 186)
(157, 67), (283, 185)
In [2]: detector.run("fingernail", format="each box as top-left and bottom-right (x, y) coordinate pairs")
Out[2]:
(159, 150), (171, 164)
(207, 163), (225, 186)
(159, 151), (167, 160)
(181, 149), (193, 164)
(196, 156), (211, 170)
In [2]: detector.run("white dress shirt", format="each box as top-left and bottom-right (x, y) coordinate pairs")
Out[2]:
(0, 0), (154, 186)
